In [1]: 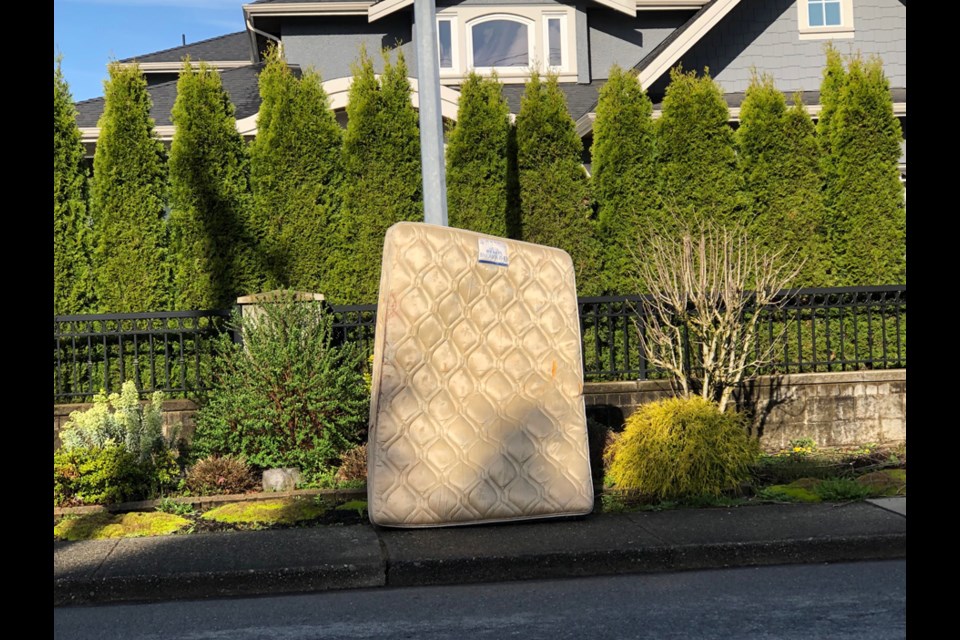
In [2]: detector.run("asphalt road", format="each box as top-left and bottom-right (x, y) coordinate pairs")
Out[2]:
(54, 560), (906, 640)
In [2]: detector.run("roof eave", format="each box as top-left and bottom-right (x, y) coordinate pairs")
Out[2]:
(243, 1), (372, 18)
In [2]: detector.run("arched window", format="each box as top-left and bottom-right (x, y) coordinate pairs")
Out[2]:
(468, 16), (533, 71)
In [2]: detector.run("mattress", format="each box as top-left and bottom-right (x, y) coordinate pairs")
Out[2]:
(367, 222), (594, 527)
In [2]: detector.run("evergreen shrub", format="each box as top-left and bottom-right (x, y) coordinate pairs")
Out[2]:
(55, 380), (182, 506)
(59, 380), (175, 462)
(53, 445), (179, 507)
(185, 455), (259, 495)
(607, 396), (759, 500)
(54, 445), (151, 507)
(191, 293), (369, 482)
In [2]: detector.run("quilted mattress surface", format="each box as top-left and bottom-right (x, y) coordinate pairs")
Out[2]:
(367, 222), (594, 527)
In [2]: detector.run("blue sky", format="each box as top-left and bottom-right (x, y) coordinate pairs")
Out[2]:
(54, 0), (248, 102)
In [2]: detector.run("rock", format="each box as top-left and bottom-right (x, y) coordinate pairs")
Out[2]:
(262, 467), (302, 492)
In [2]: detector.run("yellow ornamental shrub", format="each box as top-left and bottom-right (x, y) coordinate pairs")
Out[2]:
(608, 396), (759, 500)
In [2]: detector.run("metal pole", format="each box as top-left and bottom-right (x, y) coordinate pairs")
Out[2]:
(413, 0), (449, 226)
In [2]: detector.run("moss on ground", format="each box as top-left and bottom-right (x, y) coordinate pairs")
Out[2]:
(54, 512), (190, 541)
(335, 500), (368, 516)
(761, 481), (822, 503)
(201, 498), (328, 525)
(857, 469), (907, 496)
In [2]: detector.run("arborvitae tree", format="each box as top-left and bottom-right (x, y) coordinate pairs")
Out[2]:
(446, 72), (513, 238)
(89, 62), (169, 312)
(167, 59), (258, 309)
(515, 71), (600, 295)
(248, 46), (343, 293)
(737, 72), (827, 286)
(816, 43), (846, 184)
(825, 54), (905, 285)
(328, 47), (422, 304)
(656, 66), (743, 230)
(590, 65), (658, 294)
(54, 56), (93, 315)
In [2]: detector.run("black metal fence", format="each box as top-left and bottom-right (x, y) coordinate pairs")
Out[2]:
(54, 310), (233, 403)
(54, 286), (905, 402)
(578, 285), (906, 381)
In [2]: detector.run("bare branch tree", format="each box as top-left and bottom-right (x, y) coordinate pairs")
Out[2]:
(633, 223), (803, 412)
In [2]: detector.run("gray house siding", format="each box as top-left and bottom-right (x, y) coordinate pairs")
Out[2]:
(587, 10), (691, 81)
(281, 15), (414, 80)
(280, 3), (693, 84)
(654, 0), (906, 97)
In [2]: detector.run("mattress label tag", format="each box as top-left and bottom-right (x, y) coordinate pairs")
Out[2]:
(478, 238), (509, 267)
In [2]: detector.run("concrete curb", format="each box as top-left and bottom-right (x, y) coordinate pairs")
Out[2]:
(53, 532), (905, 607)
(55, 564), (385, 607)
(382, 533), (907, 588)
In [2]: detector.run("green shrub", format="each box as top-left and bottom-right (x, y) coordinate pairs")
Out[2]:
(813, 477), (874, 501)
(155, 497), (196, 516)
(53, 445), (181, 507)
(334, 444), (367, 486)
(607, 396), (759, 500)
(54, 445), (153, 506)
(191, 294), (369, 482)
(55, 380), (182, 506)
(59, 380), (175, 462)
(185, 455), (259, 496)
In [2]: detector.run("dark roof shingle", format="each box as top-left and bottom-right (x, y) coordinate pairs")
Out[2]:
(76, 63), (266, 129)
(120, 31), (252, 64)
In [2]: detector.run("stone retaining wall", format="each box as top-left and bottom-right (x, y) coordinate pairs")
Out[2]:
(54, 370), (906, 453)
(584, 369), (906, 451)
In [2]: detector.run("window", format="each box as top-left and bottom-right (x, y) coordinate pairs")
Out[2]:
(470, 17), (532, 70)
(798, 0), (853, 39)
(545, 16), (564, 69)
(808, 0), (841, 27)
(438, 19), (454, 69)
(436, 7), (577, 81)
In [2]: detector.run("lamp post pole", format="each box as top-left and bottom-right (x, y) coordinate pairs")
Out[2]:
(414, 0), (449, 227)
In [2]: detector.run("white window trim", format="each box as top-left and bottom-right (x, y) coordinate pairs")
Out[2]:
(436, 6), (577, 83)
(797, 0), (854, 40)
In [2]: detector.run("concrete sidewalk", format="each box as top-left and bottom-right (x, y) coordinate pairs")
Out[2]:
(54, 499), (906, 607)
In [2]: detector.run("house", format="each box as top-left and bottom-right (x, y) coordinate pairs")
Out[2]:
(74, 0), (906, 179)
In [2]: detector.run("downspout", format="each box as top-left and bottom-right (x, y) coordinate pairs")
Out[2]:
(245, 13), (283, 62)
